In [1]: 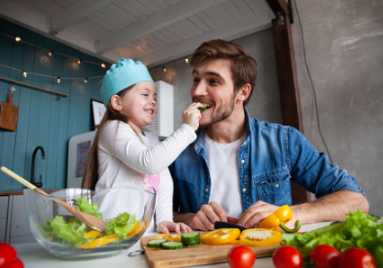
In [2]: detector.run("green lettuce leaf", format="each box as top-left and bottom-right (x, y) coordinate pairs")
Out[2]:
(74, 197), (103, 219)
(105, 212), (137, 239)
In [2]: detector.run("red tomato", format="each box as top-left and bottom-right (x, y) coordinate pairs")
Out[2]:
(0, 242), (17, 268)
(309, 244), (340, 268)
(8, 258), (24, 268)
(227, 245), (256, 268)
(272, 246), (303, 268)
(339, 248), (376, 268)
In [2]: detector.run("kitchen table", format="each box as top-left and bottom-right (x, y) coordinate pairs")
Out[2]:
(14, 222), (332, 268)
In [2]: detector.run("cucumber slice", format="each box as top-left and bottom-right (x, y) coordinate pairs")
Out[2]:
(181, 231), (200, 246)
(198, 106), (207, 111)
(162, 241), (183, 250)
(147, 238), (167, 248)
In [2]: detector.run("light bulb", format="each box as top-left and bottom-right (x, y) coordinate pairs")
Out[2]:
(78, 59), (82, 64)
(101, 63), (105, 68)
(15, 37), (21, 42)
(84, 77), (88, 83)
(57, 77), (61, 83)
(22, 70), (27, 77)
(49, 50), (53, 56)
(185, 58), (189, 63)
(162, 66), (166, 72)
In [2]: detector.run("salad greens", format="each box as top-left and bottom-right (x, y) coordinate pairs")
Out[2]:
(281, 210), (383, 266)
(36, 197), (137, 246)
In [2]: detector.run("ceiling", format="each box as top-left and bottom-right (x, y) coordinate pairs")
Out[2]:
(0, 0), (275, 67)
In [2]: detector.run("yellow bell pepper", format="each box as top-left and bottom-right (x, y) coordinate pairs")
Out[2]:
(77, 234), (120, 249)
(85, 230), (102, 239)
(126, 221), (141, 238)
(240, 228), (282, 246)
(154, 234), (181, 242)
(201, 228), (241, 245)
(259, 205), (293, 230)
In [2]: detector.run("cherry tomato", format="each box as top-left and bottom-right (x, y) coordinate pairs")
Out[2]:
(272, 246), (303, 268)
(0, 242), (17, 268)
(339, 248), (376, 268)
(227, 245), (256, 268)
(309, 244), (340, 268)
(8, 258), (24, 268)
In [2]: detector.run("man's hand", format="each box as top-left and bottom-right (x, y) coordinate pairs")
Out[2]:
(188, 201), (230, 231)
(236, 201), (279, 228)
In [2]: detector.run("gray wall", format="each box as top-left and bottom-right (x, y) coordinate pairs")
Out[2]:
(149, 0), (383, 217)
(292, 0), (383, 216)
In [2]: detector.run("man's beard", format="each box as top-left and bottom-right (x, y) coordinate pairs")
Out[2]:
(199, 93), (236, 128)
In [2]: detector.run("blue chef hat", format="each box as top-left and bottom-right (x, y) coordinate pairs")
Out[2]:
(100, 58), (154, 106)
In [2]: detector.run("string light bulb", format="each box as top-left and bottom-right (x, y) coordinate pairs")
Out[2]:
(22, 70), (27, 77)
(101, 63), (105, 68)
(84, 77), (88, 83)
(15, 37), (21, 42)
(49, 50), (53, 56)
(162, 66), (166, 72)
(57, 77), (61, 83)
(78, 59), (82, 64)
(185, 58), (189, 63)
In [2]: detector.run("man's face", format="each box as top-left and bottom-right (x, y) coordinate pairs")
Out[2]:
(190, 58), (237, 128)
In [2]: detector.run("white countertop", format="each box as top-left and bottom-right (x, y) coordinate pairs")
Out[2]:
(14, 222), (333, 268)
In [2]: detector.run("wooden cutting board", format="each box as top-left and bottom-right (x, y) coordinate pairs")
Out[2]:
(0, 92), (18, 131)
(141, 234), (279, 268)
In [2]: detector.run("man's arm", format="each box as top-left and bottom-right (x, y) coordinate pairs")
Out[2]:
(237, 190), (369, 228)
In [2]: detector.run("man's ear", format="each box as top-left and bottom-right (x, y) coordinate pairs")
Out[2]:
(236, 83), (252, 102)
(110, 95), (122, 111)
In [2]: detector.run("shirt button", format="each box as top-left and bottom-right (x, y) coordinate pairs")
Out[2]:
(205, 188), (209, 192)
(241, 160), (245, 164)
(275, 184), (279, 188)
(242, 188), (246, 192)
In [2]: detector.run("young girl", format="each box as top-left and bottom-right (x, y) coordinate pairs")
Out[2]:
(83, 58), (202, 234)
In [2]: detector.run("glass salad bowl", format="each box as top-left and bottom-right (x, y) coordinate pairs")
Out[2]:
(23, 186), (156, 260)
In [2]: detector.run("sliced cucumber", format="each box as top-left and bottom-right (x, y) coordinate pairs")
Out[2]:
(161, 241), (183, 250)
(147, 238), (167, 248)
(181, 231), (200, 246)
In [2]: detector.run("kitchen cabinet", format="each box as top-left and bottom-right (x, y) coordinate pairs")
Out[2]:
(0, 196), (8, 242)
(0, 194), (35, 244)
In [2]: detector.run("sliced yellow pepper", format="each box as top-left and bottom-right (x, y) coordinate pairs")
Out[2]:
(126, 221), (141, 238)
(77, 234), (120, 249)
(240, 228), (282, 246)
(201, 228), (241, 245)
(85, 230), (102, 239)
(154, 234), (181, 242)
(259, 205), (293, 230)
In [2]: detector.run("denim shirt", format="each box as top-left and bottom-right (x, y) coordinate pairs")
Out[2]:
(169, 108), (364, 214)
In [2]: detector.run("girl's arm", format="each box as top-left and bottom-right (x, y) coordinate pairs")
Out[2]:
(100, 120), (196, 175)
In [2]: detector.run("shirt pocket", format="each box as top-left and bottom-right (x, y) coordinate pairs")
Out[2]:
(253, 167), (292, 206)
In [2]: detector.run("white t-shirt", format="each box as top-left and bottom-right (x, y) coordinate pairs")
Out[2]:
(205, 132), (246, 219)
(96, 120), (196, 232)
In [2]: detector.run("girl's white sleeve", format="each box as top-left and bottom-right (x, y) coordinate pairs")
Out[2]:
(154, 168), (174, 224)
(100, 121), (196, 175)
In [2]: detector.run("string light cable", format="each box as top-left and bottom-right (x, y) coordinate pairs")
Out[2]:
(293, 0), (334, 164)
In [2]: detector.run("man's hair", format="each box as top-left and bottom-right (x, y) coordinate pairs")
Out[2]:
(190, 39), (258, 106)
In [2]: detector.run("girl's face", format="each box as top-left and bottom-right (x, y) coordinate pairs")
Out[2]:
(118, 81), (157, 132)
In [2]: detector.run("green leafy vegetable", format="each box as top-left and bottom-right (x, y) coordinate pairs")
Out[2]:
(281, 210), (383, 263)
(105, 212), (137, 239)
(74, 197), (103, 219)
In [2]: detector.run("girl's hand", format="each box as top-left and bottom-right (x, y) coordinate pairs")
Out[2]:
(182, 103), (202, 131)
(157, 221), (193, 234)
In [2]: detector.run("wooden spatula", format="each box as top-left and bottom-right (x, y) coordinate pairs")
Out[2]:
(1, 166), (108, 232)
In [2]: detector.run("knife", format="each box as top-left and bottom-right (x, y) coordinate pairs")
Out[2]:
(214, 221), (247, 232)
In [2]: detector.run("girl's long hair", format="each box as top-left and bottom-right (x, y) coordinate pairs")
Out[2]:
(82, 88), (130, 190)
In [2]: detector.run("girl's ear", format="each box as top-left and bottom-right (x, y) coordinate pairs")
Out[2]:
(110, 95), (122, 111)
(236, 83), (252, 102)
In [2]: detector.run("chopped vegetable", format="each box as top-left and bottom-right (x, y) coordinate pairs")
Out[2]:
(147, 238), (168, 248)
(259, 205), (293, 230)
(105, 212), (137, 239)
(240, 228), (282, 246)
(74, 197), (103, 219)
(201, 228), (241, 245)
(154, 234), (181, 242)
(161, 241), (183, 250)
(181, 232), (200, 246)
(280, 221), (302, 233)
(77, 234), (120, 249)
(281, 210), (383, 260)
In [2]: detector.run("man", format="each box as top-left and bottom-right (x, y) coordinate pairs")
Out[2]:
(169, 39), (369, 231)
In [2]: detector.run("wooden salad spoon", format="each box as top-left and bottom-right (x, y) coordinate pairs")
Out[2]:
(1, 166), (108, 232)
